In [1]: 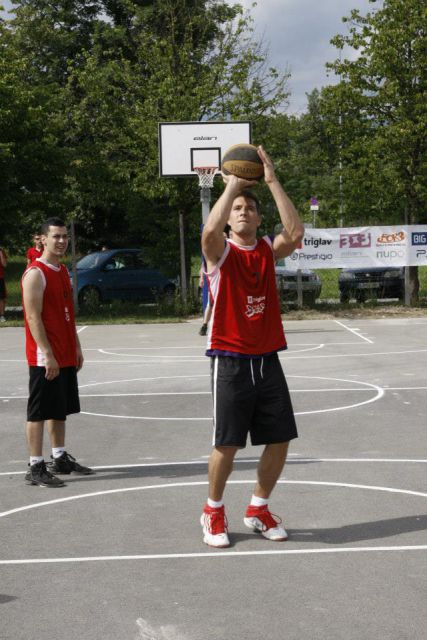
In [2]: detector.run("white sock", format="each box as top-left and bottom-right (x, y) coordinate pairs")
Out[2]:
(250, 495), (269, 507)
(207, 498), (223, 509)
(30, 456), (44, 466)
(52, 447), (65, 459)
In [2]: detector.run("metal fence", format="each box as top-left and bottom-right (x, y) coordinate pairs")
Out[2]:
(277, 265), (427, 308)
(192, 266), (427, 310)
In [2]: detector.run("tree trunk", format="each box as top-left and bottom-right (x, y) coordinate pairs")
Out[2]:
(408, 266), (419, 305)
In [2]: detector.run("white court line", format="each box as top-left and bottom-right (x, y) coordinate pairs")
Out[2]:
(98, 344), (326, 357)
(334, 319), (374, 344)
(2, 386), (427, 402)
(2, 457), (426, 477)
(2, 348), (427, 365)
(1, 479), (426, 520)
(77, 376), (384, 420)
(77, 326), (88, 333)
(96, 344), (328, 351)
(81, 343), (343, 351)
(2, 457), (427, 477)
(282, 348), (427, 360)
(1, 480), (426, 564)
(79, 375), (209, 389)
(1, 546), (426, 565)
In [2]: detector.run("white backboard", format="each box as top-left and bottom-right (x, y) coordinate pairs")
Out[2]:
(158, 121), (252, 177)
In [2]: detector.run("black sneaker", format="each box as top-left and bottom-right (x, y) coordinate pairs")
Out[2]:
(25, 461), (65, 487)
(199, 323), (208, 336)
(48, 451), (95, 475)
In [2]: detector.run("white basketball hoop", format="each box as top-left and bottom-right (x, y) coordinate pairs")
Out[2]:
(194, 166), (218, 189)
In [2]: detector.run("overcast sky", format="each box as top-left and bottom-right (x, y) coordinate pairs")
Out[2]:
(234, 0), (380, 114)
(1, 0), (379, 114)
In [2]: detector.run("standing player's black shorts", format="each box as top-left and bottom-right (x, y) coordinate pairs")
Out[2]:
(0, 278), (6, 299)
(27, 366), (80, 422)
(211, 353), (298, 448)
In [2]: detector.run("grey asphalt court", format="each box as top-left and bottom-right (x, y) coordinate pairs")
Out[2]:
(0, 317), (426, 640)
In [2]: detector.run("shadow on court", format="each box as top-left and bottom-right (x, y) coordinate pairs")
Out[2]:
(289, 514), (427, 544)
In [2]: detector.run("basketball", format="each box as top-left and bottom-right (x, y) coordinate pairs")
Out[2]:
(221, 143), (264, 180)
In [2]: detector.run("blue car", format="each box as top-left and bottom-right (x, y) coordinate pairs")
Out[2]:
(69, 249), (176, 306)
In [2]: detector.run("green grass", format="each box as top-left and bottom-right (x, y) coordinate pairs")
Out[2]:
(4, 255), (27, 306)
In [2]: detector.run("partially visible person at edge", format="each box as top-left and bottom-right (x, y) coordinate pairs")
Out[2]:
(21, 217), (94, 487)
(0, 244), (7, 322)
(199, 226), (230, 337)
(198, 262), (213, 336)
(200, 145), (304, 547)
(26, 232), (43, 265)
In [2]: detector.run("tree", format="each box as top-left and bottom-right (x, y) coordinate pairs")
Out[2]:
(5, 1), (291, 278)
(322, 0), (426, 302)
(0, 14), (68, 249)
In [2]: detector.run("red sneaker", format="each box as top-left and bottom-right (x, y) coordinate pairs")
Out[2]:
(244, 504), (288, 541)
(200, 504), (230, 548)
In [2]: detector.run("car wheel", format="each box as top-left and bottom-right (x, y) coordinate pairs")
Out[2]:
(78, 286), (101, 308)
(355, 291), (366, 304)
(340, 293), (350, 304)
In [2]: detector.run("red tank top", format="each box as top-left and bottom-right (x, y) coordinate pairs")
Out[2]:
(22, 259), (77, 367)
(206, 236), (287, 356)
(26, 247), (43, 262)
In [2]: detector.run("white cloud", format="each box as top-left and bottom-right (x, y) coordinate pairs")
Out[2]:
(234, 0), (379, 113)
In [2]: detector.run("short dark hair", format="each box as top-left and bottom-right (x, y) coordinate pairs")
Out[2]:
(236, 189), (261, 214)
(41, 217), (66, 235)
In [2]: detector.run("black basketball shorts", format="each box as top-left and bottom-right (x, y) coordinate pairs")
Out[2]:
(210, 353), (298, 448)
(27, 366), (81, 422)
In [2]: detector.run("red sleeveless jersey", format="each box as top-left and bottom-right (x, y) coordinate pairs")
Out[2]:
(22, 259), (77, 367)
(206, 236), (287, 356)
(26, 247), (43, 262)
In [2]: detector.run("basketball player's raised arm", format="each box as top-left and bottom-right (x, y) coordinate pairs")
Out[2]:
(258, 146), (304, 259)
(202, 174), (257, 269)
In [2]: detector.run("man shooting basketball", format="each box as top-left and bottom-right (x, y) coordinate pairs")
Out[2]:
(200, 145), (304, 547)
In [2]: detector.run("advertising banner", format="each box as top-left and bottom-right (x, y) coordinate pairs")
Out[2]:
(288, 225), (427, 269)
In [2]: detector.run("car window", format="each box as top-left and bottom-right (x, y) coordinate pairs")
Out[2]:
(76, 253), (102, 269)
(105, 253), (136, 270)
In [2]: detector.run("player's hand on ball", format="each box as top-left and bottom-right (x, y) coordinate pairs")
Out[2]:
(222, 172), (258, 190)
(257, 146), (277, 184)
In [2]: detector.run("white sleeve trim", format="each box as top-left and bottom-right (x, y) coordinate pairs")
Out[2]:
(205, 241), (231, 278)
